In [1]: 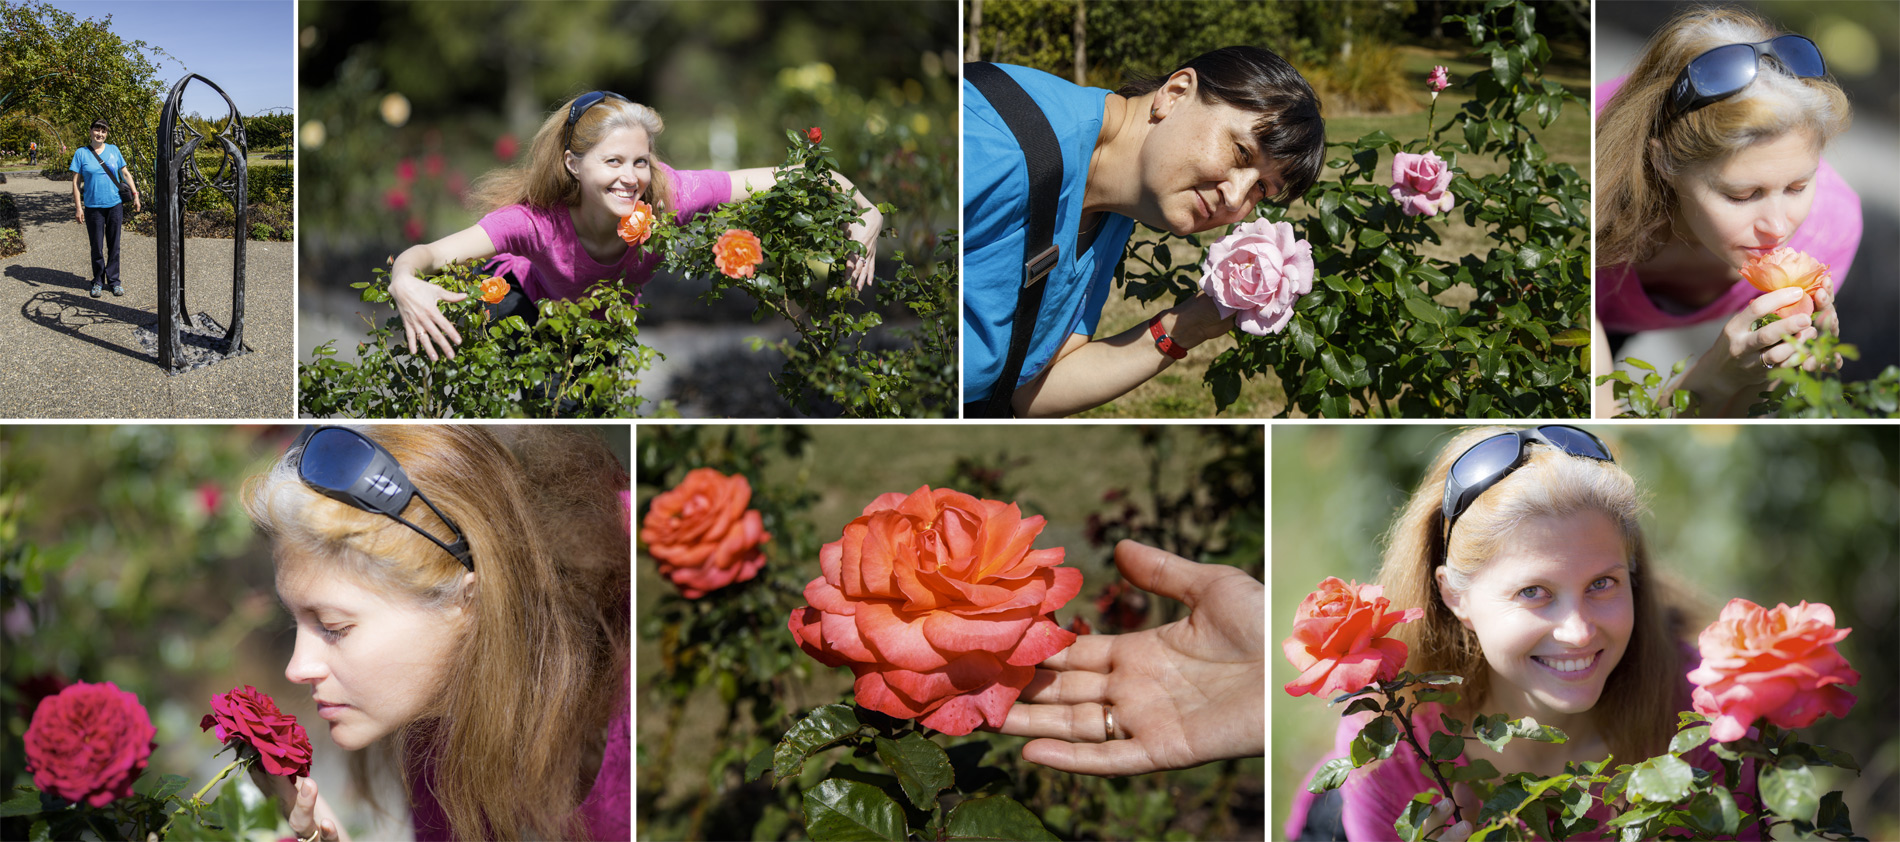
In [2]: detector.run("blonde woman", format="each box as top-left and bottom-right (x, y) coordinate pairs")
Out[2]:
(1284, 427), (1749, 840)
(1595, 8), (1856, 416)
(388, 91), (884, 361)
(242, 426), (629, 841)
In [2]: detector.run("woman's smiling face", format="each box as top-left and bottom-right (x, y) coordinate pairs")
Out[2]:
(1439, 510), (1634, 722)
(1137, 75), (1285, 236)
(567, 125), (653, 223)
(1670, 129), (1821, 271)
(277, 554), (467, 750)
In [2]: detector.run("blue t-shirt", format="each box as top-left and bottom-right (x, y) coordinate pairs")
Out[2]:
(963, 64), (1137, 399)
(70, 144), (127, 209)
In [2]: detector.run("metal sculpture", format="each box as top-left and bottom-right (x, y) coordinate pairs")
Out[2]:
(154, 74), (248, 371)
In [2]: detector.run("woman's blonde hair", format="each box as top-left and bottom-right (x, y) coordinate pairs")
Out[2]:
(469, 93), (678, 218)
(244, 425), (629, 842)
(1377, 427), (1687, 763)
(1596, 7), (1851, 266)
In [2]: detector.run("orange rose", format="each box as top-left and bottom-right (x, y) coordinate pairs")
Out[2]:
(617, 200), (656, 246)
(641, 468), (770, 599)
(1283, 577), (1423, 698)
(787, 486), (1082, 736)
(713, 228), (763, 279)
(1741, 247), (1831, 319)
(1688, 598), (1859, 742)
(477, 274), (509, 305)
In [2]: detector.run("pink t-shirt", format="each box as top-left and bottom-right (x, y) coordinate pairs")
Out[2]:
(1594, 76), (1862, 334)
(476, 164), (732, 302)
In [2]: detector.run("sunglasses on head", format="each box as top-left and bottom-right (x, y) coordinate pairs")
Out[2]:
(563, 90), (631, 154)
(1440, 426), (1613, 548)
(1666, 34), (1825, 119)
(290, 426), (473, 571)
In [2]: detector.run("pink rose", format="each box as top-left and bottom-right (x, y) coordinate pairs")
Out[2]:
(1689, 598), (1859, 742)
(1428, 66), (1451, 93)
(1390, 152), (1455, 217)
(1283, 577), (1422, 698)
(24, 682), (155, 807)
(1198, 218), (1314, 336)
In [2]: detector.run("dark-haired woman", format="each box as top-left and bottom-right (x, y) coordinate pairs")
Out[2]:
(962, 47), (1324, 417)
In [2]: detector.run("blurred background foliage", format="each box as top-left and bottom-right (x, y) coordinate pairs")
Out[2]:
(297, 1), (957, 416)
(1, 424), (630, 842)
(636, 424), (1264, 840)
(1271, 424), (1899, 840)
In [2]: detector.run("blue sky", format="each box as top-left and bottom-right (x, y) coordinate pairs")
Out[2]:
(41, 0), (293, 120)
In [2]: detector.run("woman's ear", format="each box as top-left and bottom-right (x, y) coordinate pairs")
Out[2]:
(1435, 566), (1473, 629)
(564, 150), (580, 180)
(1153, 68), (1197, 121)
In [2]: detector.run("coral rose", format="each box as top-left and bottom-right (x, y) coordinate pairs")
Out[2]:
(787, 486), (1082, 736)
(618, 199), (657, 247)
(477, 274), (509, 305)
(1283, 577), (1423, 698)
(1390, 152), (1455, 217)
(24, 681), (155, 807)
(642, 468), (770, 598)
(1689, 598), (1859, 742)
(1198, 218), (1314, 336)
(1741, 247), (1831, 319)
(713, 228), (764, 279)
(1428, 66), (1451, 94)
(201, 685), (314, 777)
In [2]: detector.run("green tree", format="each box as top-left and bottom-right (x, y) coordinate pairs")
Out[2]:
(0, 1), (169, 176)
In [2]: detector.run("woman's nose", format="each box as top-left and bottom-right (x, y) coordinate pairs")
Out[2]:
(1550, 602), (1597, 647)
(284, 631), (326, 685)
(1758, 206), (1794, 240)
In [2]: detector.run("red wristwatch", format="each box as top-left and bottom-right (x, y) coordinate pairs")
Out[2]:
(1148, 314), (1187, 360)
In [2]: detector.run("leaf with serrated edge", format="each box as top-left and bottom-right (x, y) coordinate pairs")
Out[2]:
(774, 705), (863, 781)
(944, 794), (1058, 841)
(802, 778), (905, 842)
(874, 733), (953, 811)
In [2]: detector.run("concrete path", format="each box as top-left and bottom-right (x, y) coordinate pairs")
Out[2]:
(0, 174), (294, 418)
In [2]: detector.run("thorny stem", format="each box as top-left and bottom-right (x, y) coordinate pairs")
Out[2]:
(1386, 688), (1464, 827)
(154, 755), (247, 837)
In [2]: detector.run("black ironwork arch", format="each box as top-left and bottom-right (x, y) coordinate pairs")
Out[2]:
(154, 74), (249, 372)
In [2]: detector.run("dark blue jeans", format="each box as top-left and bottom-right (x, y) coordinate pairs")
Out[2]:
(82, 203), (123, 287)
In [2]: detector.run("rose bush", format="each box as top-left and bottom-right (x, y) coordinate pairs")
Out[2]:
(1282, 577), (1422, 698)
(200, 684), (314, 778)
(1388, 152), (1455, 218)
(1199, 218), (1314, 336)
(641, 467), (771, 598)
(786, 485), (1081, 735)
(23, 681), (155, 807)
(1689, 598), (1859, 742)
(1741, 247), (1831, 320)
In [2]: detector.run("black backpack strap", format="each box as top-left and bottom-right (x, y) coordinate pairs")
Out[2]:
(963, 61), (1062, 418)
(84, 146), (123, 190)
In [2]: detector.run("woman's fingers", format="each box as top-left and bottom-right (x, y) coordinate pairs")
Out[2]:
(288, 776), (319, 836)
(1020, 736), (1158, 777)
(1017, 666), (1108, 705)
(1113, 539), (1244, 608)
(998, 701), (1111, 742)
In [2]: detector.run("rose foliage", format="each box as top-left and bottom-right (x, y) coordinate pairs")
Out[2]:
(200, 685), (314, 778)
(641, 467), (771, 598)
(1121, 0), (1590, 416)
(1604, 340), (1900, 419)
(787, 485), (1080, 736)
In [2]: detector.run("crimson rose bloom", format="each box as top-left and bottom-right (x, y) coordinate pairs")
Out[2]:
(806, 126), (823, 144)
(1283, 577), (1423, 697)
(1689, 598), (1859, 742)
(201, 685), (314, 777)
(23, 681), (156, 807)
(788, 486), (1082, 736)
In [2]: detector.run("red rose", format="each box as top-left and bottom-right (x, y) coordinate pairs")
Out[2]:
(24, 681), (156, 806)
(1283, 577), (1423, 697)
(201, 685), (314, 777)
(641, 468), (770, 598)
(1689, 598), (1859, 742)
(806, 126), (823, 144)
(788, 486), (1082, 736)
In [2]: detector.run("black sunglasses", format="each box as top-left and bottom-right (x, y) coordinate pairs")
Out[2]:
(1666, 34), (1826, 119)
(562, 90), (631, 154)
(290, 426), (473, 571)
(1440, 426), (1613, 547)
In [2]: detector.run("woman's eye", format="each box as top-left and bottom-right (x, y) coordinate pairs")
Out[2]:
(1787, 183), (1809, 195)
(1589, 576), (1617, 591)
(319, 625), (349, 642)
(1517, 586), (1547, 600)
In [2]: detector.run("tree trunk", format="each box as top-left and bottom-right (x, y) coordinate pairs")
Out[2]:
(966, 0), (983, 61)
(1072, 0), (1087, 85)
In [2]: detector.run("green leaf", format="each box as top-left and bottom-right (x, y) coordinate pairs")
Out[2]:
(1343, 697), (1383, 717)
(1353, 714), (1401, 765)
(1550, 327), (1590, 347)
(873, 733), (953, 811)
(1404, 296), (1446, 327)
(1359, 229), (1388, 249)
(1473, 714), (1511, 753)
(944, 794), (1058, 841)
(1816, 790), (1853, 836)
(1308, 757), (1356, 793)
(1668, 726), (1710, 756)
(1761, 760), (1819, 822)
(775, 705), (864, 780)
(1429, 731), (1464, 762)
(1627, 754), (1694, 803)
(803, 778), (906, 842)
(1395, 794), (1437, 842)
(1804, 742), (1861, 772)
(1448, 757), (1499, 782)
(1686, 787), (1741, 836)
(746, 744), (776, 782)
(0, 790), (43, 818)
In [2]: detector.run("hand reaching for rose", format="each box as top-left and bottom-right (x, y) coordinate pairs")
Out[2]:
(248, 768), (351, 842)
(844, 204), (882, 291)
(995, 540), (1264, 776)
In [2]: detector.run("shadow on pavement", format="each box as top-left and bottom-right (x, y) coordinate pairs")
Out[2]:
(22, 290), (155, 365)
(6, 262), (90, 293)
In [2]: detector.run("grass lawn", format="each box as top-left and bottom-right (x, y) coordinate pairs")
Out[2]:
(1078, 41), (1589, 419)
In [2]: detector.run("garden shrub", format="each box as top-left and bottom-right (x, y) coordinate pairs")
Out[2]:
(1124, 0), (1590, 417)
(1603, 334), (1900, 419)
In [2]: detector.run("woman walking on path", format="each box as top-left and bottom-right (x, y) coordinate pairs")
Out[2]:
(70, 119), (141, 298)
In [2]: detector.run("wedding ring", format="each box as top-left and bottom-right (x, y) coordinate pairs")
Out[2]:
(299, 828), (321, 842)
(1103, 704), (1120, 741)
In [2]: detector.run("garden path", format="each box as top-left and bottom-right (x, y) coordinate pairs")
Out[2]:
(0, 174), (294, 418)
